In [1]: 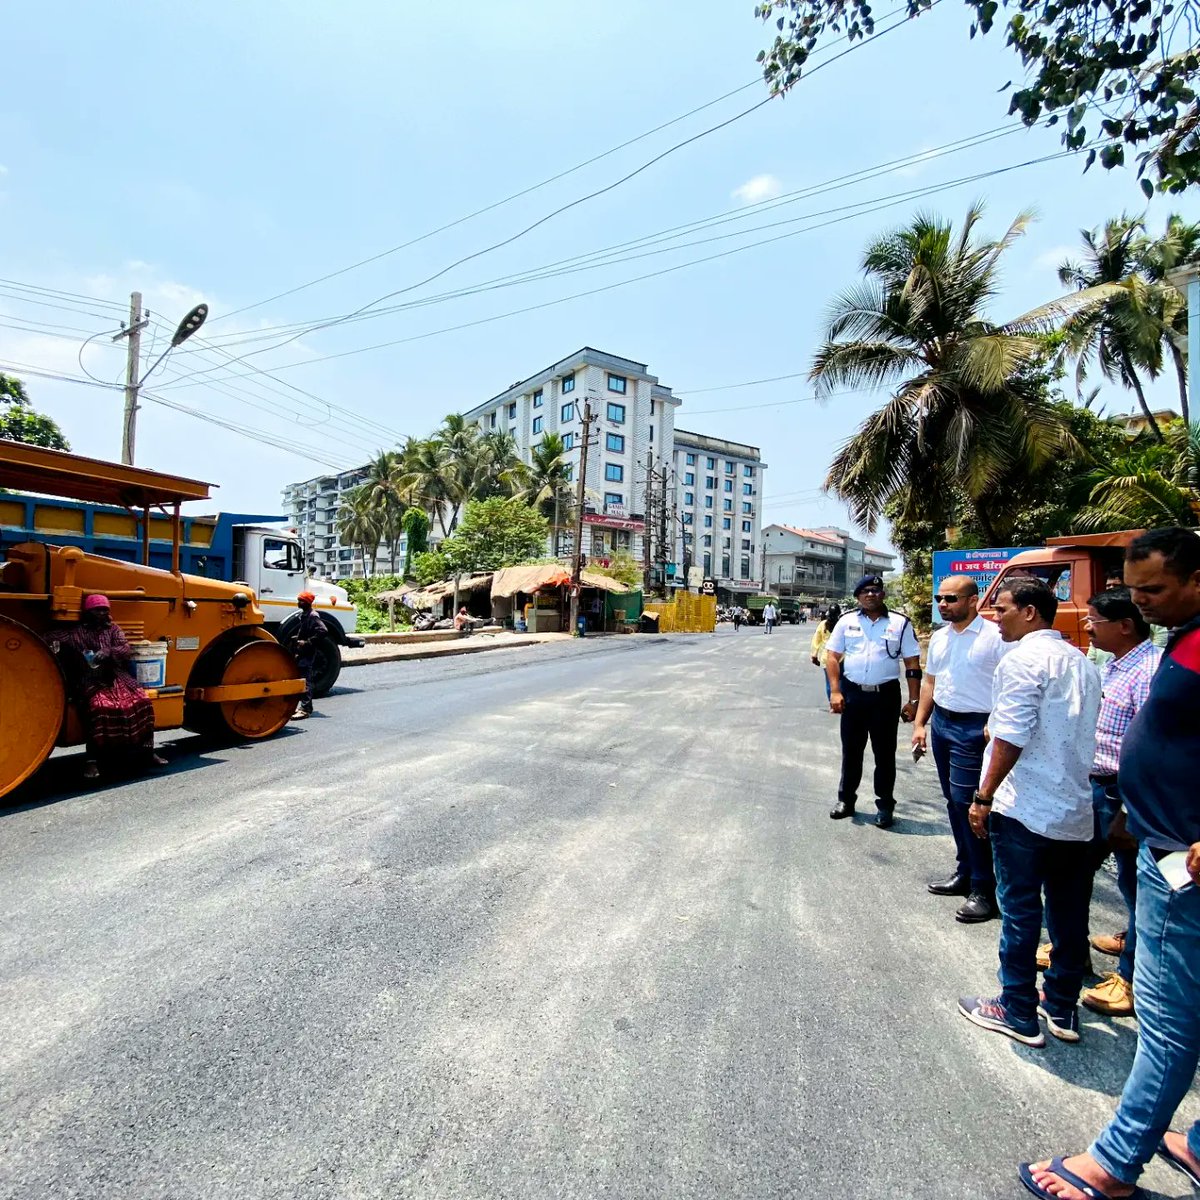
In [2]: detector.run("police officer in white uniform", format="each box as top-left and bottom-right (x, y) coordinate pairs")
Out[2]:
(826, 574), (922, 828)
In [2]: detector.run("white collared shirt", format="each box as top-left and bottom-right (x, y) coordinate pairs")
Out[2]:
(827, 609), (920, 686)
(926, 615), (1007, 714)
(985, 628), (1102, 841)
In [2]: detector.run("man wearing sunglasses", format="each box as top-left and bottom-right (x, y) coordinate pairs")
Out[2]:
(912, 576), (1006, 923)
(826, 573), (921, 829)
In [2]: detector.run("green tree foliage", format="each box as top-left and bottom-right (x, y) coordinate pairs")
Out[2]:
(589, 550), (643, 588)
(401, 506), (429, 576)
(0, 373), (70, 450)
(412, 549), (449, 587)
(811, 204), (1112, 543)
(335, 485), (383, 577)
(755, 0), (1200, 192)
(438, 497), (550, 577)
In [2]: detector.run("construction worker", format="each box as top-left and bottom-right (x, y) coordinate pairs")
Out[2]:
(290, 591), (327, 720)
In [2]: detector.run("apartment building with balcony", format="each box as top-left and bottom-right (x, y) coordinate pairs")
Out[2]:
(671, 430), (765, 594)
(464, 347), (680, 563)
(761, 524), (895, 602)
(281, 467), (379, 580)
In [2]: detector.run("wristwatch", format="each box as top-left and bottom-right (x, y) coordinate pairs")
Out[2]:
(972, 790), (993, 807)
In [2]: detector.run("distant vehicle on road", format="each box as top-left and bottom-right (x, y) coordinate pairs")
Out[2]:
(744, 594), (779, 626)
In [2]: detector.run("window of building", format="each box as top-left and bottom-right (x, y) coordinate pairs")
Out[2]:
(722, 517), (731, 529)
(563, 463), (573, 482)
(743, 464), (754, 477)
(686, 452), (696, 465)
(723, 499), (733, 512)
(605, 492), (624, 508)
(704, 515), (714, 528)
(561, 402), (574, 422)
(722, 556), (731, 577)
(705, 495), (714, 509)
(532, 389), (543, 408)
(532, 416), (543, 434)
(607, 373), (627, 394)
(743, 482), (753, 495)
(607, 401), (626, 424)
(742, 520), (752, 533)
(740, 557), (751, 579)
(604, 463), (624, 482)
(684, 491), (694, 506)
(562, 432), (575, 449)
(742, 502), (753, 514)
(682, 512), (693, 525)
(489, 412), (497, 428)
(508, 402), (517, 420)
(725, 461), (735, 474)
(684, 472), (694, 486)
(606, 432), (625, 452)
(707, 457), (716, 469)
(742, 539), (751, 550)
(705, 476), (717, 489)
(703, 537), (712, 549)
(724, 479), (733, 493)
(649, 425), (653, 442)
(562, 373), (576, 394)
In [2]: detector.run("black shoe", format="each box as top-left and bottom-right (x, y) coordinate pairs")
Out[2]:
(928, 872), (971, 897)
(956, 892), (999, 923)
(829, 800), (856, 820)
(875, 808), (895, 829)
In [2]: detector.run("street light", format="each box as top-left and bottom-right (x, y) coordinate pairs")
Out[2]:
(115, 296), (209, 464)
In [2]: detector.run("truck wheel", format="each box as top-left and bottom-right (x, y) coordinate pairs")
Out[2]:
(310, 638), (342, 699)
(0, 616), (66, 800)
(188, 638), (299, 743)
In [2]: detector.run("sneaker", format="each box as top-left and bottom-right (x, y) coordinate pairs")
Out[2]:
(1091, 931), (1126, 958)
(1035, 942), (1094, 974)
(292, 710), (310, 721)
(1037, 994), (1082, 1042)
(958, 995), (1045, 1047)
(1081, 972), (1134, 1016)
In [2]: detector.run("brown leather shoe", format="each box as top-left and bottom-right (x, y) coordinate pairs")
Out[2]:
(1036, 942), (1094, 974)
(1091, 931), (1126, 958)
(1081, 972), (1134, 1016)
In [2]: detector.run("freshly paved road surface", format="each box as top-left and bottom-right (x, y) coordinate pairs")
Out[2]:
(2, 628), (1195, 1199)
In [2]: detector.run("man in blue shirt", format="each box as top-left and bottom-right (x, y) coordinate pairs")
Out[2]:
(825, 574), (921, 829)
(1020, 527), (1200, 1200)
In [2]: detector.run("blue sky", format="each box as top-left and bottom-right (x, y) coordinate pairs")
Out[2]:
(2, 1), (1195, 549)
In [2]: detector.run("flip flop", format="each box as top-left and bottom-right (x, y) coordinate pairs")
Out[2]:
(1156, 1138), (1200, 1187)
(1018, 1157), (1138, 1199)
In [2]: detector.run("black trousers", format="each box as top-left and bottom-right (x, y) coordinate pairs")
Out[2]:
(837, 679), (901, 811)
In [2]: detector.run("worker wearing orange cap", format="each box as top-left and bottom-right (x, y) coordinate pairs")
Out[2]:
(290, 591), (327, 720)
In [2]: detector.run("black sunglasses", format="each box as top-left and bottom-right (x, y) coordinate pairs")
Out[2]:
(934, 594), (966, 603)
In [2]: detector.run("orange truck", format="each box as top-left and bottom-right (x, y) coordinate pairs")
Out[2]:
(977, 531), (1145, 649)
(0, 443), (307, 801)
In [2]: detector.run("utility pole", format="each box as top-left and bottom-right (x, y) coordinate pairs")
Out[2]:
(642, 450), (654, 594)
(114, 292), (148, 465)
(657, 461), (670, 595)
(569, 399), (594, 635)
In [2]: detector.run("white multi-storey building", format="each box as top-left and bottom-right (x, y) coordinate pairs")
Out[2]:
(464, 347), (679, 564)
(671, 430), (765, 595)
(761, 524), (895, 602)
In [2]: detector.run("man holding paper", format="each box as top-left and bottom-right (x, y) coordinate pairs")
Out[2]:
(1020, 527), (1200, 1200)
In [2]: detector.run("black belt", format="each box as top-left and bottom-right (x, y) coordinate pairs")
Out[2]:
(933, 704), (989, 720)
(843, 678), (899, 693)
(1089, 772), (1118, 786)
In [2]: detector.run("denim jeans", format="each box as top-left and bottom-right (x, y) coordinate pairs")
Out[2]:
(1090, 845), (1200, 1185)
(1091, 778), (1137, 982)
(931, 707), (993, 893)
(991, 812), (1094, 1026)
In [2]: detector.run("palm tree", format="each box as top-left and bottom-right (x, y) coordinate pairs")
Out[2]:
(362, 449), (407, 573)
(473, 429), (523, 499)
(513, 433), (573, 554)
(1058, 217), (1169, 441)
(1078, 418), (1200, 530)
(336, 485), (383, 576)
(811, 204), (1114, 542)
(398, 436), (456, 537)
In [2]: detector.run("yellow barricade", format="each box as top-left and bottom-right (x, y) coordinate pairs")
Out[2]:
(648, 592), (717, 633)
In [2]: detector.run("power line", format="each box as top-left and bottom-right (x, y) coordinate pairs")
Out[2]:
(170, 7), (930, 390)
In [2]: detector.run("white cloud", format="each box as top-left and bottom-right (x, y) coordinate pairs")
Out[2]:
(895, 149), (938, 179)
(732, 174), (782, 205)
(1033, 245), (1078, 273)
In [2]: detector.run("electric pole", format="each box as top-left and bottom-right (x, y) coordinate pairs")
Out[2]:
(569, 399), (594, 635)
(642, 450), (654, 594)
(657, 461), (670, 595)
(115, 292), (148, 465)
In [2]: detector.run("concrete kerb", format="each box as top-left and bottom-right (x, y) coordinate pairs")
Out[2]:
(341, 630), (574, 668)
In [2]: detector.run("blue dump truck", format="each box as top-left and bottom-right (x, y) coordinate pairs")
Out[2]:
(0, 493), (361, 696)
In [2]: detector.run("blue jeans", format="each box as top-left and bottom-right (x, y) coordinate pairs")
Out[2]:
(931, 707), (993, 892)
(1091, 778), (1137, 982)
(991, 812), (1094, 1026)
(1090, 845), (1200, 1184)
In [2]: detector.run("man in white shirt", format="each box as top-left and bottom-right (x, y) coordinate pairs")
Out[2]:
(958, 577), (1101, 1049)
(763, 601), (778, 634)
(826, 574), (921, 829)
(912, 576), (1007, 924)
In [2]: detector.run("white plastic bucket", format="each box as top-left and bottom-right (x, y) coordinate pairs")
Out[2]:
(130, 641), (168, 690)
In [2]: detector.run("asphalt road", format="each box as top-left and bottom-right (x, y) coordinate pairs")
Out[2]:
(2, 627), (1195, 1199)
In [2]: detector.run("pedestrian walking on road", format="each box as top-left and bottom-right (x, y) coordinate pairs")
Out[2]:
(826, 575), (920, 829)
(763, 601), (778, 634)
(912, 576), (1006, 924)
(958, 577), (1101, 1050)
(1020, 528), (1200, 1200)
(290, 591), (327, 720)
(810, 603), (841, 704)
(733, 608), (743, 631)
